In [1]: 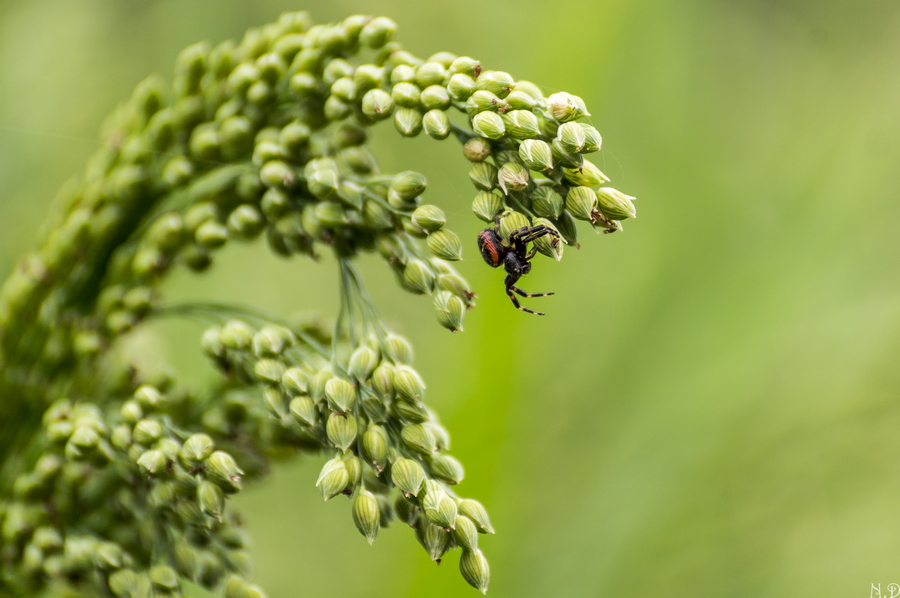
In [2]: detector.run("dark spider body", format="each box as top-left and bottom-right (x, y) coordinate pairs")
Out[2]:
(477, 223), (560, 315)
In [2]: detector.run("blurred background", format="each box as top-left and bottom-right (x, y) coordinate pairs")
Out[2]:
(3, 0), (900, 596)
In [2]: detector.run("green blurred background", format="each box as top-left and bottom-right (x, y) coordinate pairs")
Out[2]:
(4, 0), (900, 596)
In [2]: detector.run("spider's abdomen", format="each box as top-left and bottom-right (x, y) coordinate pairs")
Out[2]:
(477, 229), (504, 268)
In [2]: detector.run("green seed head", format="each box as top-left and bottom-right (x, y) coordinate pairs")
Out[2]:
(498, 162), (530, 194)
(391, 458), (426, 496)
(433, 291), (466, 332)
(282, 366), (309, 395)
(393, 365), (426, 401)
(499, 210), (531, 242)
(325, 378), (356, 413)
(254, 359), (286, 384)
(557, 121), (587, 153)
(393, 107), (423, 137)
(207, 451), (243, 493)
(401, 259), (436, 294)
(457, 499), (495, 534)
(469, 162), (498, 191)
(137, 449), (168, 476)
(353, 490), (381, 545)
(198, 480), (225, 519)
(359, 16), (396, 49)
(463, 137), (492, 162)
(391, 82), (421, 108)
(418, 521), (451, 562)
(596, 187), (637, 220)
(361, 88), (394, 120)
(330, 77), (356, 102)
(563, 160), (610, 187)
(411, 205), (446, 232)
(546, 91), (590, 122)
(221, 320), (254, 351)
(566, 186), (600, 221)
(423, 109), (452, 140)
(390, 171), (427, 201)
(422, 480), (458, 528)
(180, 434), (215, 465)
(326, 413), (358, 451)
(466, 90), (502, 116)
(472, 191), (504, 222)
(289, 396), (319, 426)
(518, 139), (553, 172)
(474, 70), (515, 98)
(430, 454), (465, 485)
(580, 123), (602, 152)
(401, 423), (437, 455)
(447, 73), (476, 101)
(459, 549), (491, 594)
(316, 458), (350, 501)
(505, 90), (538, 110)
(353, 63), (385, 92)
(426, 230), (463, 262)
(532, 217), (564, 261)
(532, 187), (564, 219)
(362, 425), (389, 472)
(415, 62), (447, 88)
(389, 64), (416, 85)
(349, 346), (379, 382)
(502, 110), (539, 139)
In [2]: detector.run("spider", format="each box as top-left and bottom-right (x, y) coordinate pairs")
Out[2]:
(477, 220), (560, 315)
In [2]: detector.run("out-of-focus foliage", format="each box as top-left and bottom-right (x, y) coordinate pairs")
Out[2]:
(2, 1), (900, 597)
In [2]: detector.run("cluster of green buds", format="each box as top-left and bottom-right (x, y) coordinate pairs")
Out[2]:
(0, 9), (637, 597)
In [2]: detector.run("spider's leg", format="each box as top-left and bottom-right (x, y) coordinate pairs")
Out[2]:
(518, 228), (559, 245)
(510, 285), (554, 299)
(526, 246), (538, 260)
(505, 286), (545, 316)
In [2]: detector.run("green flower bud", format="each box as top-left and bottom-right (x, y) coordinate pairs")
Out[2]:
(517, 139), (552, 173)
(326, 413), (358, 451)
(420, 86), (450, 111)
(557, 121), (587, 153)
(563, 160), (610, 187)
(394, 107), (423, 137)
(149, 564), (178, 590)
(323, 58), (353, 84)
(385, 334), (413, 364)
(359, 16), (396, 48)
(361, 88), (394, 120)
(532, 217), (563, 260)
(394, 494), (418, 527)
(596, 187), (637, 220)
(282, 367), (309, 395)
(207, 451), (243, 493)
(532, 187), (564, 219)
(185, 202), (217, 233)
(502, 110), (539, 139)
(430, 454), (465, 485)
(227, 204), (265, 240)
(309, 369), (332, 403)
(198, 480), (225, 519)
(437, 274), (475, 306)
(330, 77), (356, 102)
(475, 70), (514, 98)
(289, 71), (318, 97)
(195, 220), (229, 249)
(181, 434), (215, 465)
(391, 82), (421, 108)
(411, 205), (445, 232)
(325, 378), (356, 413)
(137, 449), (168, 476)
(415, 62), (447, 88)
(463, 137), (491, 162)
(289, 396), (318, 426)
(499, 210), (531, 242)
(390, 171), (427, 202)
(391, 458), (426, 496)
(422, 480), (458, 528)
(469, 161), (498, 191)
(349, 346), (379, 382)
(460, 549), (491, 594)
(324, 95), (351, 121)
(401, 424), (437, 455)
(450, 516), (479, 551)
(498, 162), (530, 194)
(307, 169), (341, 202)
(505, 90), (538, 110)
(353, 490), (381, 545)
(344, 454), (363, 490)
(120, 400), (143, 425)
(252, 326), (290, 357)
(361, 200), (392, 230)
(342, 145), (378, 174)
(389, 64), (416, 84)
(253, 140), (285, 165)
(108, 569), (138, 596)
(254, 359), (286, 384)
(418, 522), (450, 562)
(401, 259), (436, 294)
(316, 457), (349, 501)
(579, 123), (602, 152)
(457, 499), (495, 534)
(466, 90), (501, 115)
(263, 387), (287, 417)
(423, 109), (451, 140)
(133, 419), (163, 446)
(472, 191), (504, 222)
(221, 320), (254, 350)
(549, 139), (583, 169)
(546, 91), (590, 122)
(447, 73), (476, 101)
(426, 230), (463, 262)
(393, 365), (426, 401)
(314, 201), (349, 228)
(433, 290), (466, 332)
(566, 186), (600, 221)
(362, 426), (389, 472)
(354, 63), (385, 92)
